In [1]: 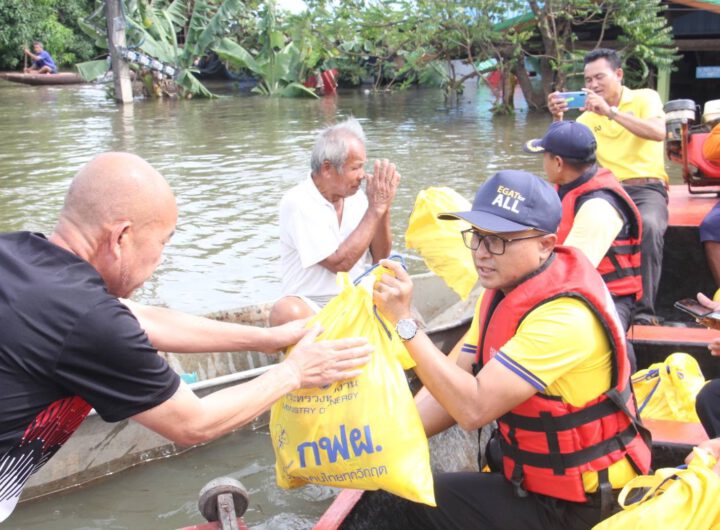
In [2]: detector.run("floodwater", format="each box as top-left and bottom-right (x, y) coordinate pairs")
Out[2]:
(0, 79), (556, 314)
(0, 79), (678, 529)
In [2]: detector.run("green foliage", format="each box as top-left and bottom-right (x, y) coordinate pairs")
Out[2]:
(0, 0), (101, 70)
(612, 0), (679, 88)
(76, 0), (247, 98)
(75, 58), (108, 80)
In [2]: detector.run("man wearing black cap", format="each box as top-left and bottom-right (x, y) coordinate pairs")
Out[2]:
(525, 121), (643, 354)
(373, 170), (650, 529)
(548, 48), (667, 327)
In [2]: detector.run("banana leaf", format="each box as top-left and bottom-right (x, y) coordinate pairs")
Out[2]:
(176, 69), (215, 98)
(213, 38), (263, 76)
(75, 59), (110, 81)
(183, 0), (244, 63)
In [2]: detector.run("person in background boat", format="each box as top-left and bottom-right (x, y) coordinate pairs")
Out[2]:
(0, 152), (371, 523)
(699, 123), (720, 287)
(548, 48), (668, 327)
(373, 170), (650, 529)
(524, 120), (643, 371)
(269, 117), (400, 325)
(23, 41), (57, 74)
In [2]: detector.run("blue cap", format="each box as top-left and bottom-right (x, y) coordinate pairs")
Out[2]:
(523, 120), (596, 159)
(438, 170), (561, 234)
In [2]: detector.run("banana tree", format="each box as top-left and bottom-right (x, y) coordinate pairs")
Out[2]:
(213, 37), (317, 97)
(213, 1), (317, 98)
(76, 0), (246, 98)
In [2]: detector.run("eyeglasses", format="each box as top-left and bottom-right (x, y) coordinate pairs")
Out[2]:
(461, 229), (547, 256)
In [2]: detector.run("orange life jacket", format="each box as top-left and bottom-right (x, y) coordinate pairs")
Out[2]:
(556, 168), (643, 300)
(475, 247), (651, 503)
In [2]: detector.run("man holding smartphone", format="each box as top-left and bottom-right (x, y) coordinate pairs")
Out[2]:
(548, 48), (667, 327)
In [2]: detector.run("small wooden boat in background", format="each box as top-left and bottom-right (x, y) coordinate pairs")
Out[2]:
(0, 71), (86, 86)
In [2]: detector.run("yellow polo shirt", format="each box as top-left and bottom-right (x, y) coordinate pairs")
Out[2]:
(462, 293), (638, 492)
(578, 86), (668, 182)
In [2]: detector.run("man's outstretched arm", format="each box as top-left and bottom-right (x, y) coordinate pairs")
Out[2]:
(121, 298), (310, 354)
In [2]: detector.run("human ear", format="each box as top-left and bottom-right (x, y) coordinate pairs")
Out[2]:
(539, 233), (557, 257)
(109, 221), (132, 260)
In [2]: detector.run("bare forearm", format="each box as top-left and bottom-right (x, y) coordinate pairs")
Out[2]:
(193, 362), (299, 440)
(135, 362), (300, 445)
(369, 211), (392, 263)
(613, 113), (665, 142)
(405, 331), (487, 430)
(122, 299), (273, 353)
(321, 208), (385, 272)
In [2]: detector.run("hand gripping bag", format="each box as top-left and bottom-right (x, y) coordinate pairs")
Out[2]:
(592, 447), (720, 530)
(269, 269), (435, 505)
(405, 187), (478, 300)
(631, 352), (705, 422)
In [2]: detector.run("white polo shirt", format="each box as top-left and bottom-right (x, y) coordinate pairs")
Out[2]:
(279, 177), (371, 302)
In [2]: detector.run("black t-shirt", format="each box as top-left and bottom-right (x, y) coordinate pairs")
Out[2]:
(0, 232), (179, 520)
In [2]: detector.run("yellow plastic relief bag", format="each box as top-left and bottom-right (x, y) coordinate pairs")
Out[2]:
(405, 187), (478, 300)
(269, 269), (435, 505)
(631, 352), (705, 422)
(592, 447), (720, 530)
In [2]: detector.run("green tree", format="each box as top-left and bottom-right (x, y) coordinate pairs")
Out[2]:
(0, 0), (100, 70)
(76, 0), (249, 98)
(515, 0), (678, 110)
(214, 1), (318, 97)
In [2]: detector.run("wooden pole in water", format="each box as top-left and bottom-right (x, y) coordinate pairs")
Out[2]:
(105, 0), (133, 104)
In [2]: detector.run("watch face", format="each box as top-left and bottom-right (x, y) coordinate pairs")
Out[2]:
(396, 319), (417, 340)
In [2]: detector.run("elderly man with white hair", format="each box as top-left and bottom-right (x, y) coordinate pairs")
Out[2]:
(270, 118), (401, 324)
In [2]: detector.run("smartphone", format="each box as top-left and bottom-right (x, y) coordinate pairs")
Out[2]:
(674, 298), (720, 320)
(557, 91), (587, 109)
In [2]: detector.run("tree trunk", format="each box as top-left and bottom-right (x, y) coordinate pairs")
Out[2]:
(513, 63), (544, 111)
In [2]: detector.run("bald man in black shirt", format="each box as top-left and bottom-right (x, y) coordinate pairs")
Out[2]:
(0, 152), (371, 522)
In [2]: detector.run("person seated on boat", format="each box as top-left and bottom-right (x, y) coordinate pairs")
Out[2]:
(23, 41), (57, 74)
(0, 152), (371, 523)
(689, 292), (720, 439)
(548, 48), (668, 327)
(373, 170), (650, 530)
(699, 124), (720, 287)
(524, 120), (642, 369)
(269, 117), (400, 325)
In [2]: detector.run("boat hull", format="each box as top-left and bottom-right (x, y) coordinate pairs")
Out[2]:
(0, 72), (86, 86)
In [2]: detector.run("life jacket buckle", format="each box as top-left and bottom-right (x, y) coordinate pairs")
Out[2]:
(511, 477), (528, 498)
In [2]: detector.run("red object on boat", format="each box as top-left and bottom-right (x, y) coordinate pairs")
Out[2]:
(313, 489), (364, 530)
(303, 69), (338, 96)
(485, 69), (501, 91)
(687, 133), (720, 179)
(320, 69), (338, 95)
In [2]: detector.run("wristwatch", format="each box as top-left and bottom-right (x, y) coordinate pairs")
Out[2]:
(396, 318), (419, 341)
(608, 106), (619, 120)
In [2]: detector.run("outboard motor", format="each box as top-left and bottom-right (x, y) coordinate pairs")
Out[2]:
(664, 99), (696, 143)
(703, 99), (720, 126)
(664, 98), (720, 192)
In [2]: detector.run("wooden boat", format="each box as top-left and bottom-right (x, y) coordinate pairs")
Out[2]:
(19, 272), (479, 503)
(315, 184), (720, 530)
(0, 71), (86, 86)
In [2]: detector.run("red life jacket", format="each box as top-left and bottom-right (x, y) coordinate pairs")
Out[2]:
(556, 168), (643, 300)
(475, 247), (651, 503)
